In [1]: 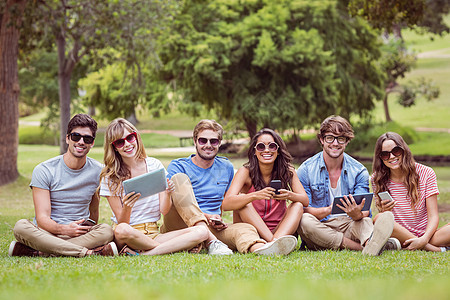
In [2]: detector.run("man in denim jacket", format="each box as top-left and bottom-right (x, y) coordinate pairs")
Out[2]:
(297, 116), (397, 255)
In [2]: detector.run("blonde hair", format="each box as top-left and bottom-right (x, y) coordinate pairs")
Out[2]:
(193, 119), (223, 141)
(99, 118), (147, 196)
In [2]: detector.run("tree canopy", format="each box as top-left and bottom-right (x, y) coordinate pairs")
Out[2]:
(157, 0), (384, 137)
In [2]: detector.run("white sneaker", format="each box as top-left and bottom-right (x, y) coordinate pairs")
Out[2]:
(253, 235), (297, 256)
(362, 212), (394, 256)
(207, 240), (233, 255)
(379, 237), (401, 254)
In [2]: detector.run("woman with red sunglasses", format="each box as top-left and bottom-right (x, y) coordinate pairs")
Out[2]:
(371, 132), (450, 252)
(99, 118), (208, 255)
(223, 128), (309, 250)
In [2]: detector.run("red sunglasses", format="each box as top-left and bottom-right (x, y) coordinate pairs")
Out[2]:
(112, 132), (137, 148)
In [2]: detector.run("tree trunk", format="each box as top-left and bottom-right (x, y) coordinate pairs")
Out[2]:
(383, 92), (392, 122)
(244, 116), (257, 139)
(56, 35), (72, 154)
(0, 0), (26, 186)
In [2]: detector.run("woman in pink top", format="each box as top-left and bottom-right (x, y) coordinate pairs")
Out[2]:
(371, 132), (450, 252)
(223, 128), (309, 242)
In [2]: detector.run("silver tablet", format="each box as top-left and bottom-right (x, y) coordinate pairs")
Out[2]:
(123, 168), (167, 198)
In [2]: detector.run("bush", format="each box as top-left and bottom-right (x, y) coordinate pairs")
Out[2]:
(19, 126), (58, 145)
(347, 121), (419, 153)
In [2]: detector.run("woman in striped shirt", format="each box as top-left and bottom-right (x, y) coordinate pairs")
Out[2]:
(371, 132), (449, 251)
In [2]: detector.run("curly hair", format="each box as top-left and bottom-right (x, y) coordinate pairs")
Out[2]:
(244, 128), (294, 191)
(372, 132), (419, 210)
(99, 118), (147, 196)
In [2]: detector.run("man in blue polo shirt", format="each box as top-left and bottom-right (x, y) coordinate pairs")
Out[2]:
(161, 119), (296, 255)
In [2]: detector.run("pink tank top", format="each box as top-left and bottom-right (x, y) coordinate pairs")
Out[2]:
(249, 186), (287, 231)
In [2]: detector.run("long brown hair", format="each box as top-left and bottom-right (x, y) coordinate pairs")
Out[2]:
(372, 132), (419, 209)
(244, 128), (294, 191)
(99, 118), (147, 196)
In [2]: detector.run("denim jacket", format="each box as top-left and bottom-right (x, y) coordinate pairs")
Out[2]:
(297, 151), (369, 221)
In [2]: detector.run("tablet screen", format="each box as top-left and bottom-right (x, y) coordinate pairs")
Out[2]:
(331, 193), (373, 216)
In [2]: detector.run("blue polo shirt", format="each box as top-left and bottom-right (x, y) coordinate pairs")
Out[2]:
(167, 155), (235, 215)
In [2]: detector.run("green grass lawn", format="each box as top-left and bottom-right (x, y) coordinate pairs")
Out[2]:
(4, 22), (450, 300)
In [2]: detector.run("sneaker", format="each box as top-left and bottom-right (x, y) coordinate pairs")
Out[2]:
(253, 235), (298, 256)
(91, 242), (118, 256)
(8, 241), (40, 257)
(362, 212), (394, 256)
(119, 245), (140, 256)
(379, 237), (401, 254)
(207, 240), (233, 255)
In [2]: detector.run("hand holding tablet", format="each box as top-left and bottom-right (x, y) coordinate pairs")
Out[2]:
(331, 193), (373, 216)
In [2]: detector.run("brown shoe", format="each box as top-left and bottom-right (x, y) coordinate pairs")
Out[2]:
(8, 241), (40, 257)
(188, 242), (204, 254)
(90, 242), (118, 256)
(119, 245), (140, 256)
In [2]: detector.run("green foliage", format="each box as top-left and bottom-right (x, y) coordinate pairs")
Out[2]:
(348, 0), (425, 32)
(347, 121), (419, 153)
(158, 0), (384, 137)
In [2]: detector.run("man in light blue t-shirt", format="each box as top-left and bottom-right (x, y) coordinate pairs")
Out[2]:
(9, 114), (116, 257)
(161, 119), (296, 255)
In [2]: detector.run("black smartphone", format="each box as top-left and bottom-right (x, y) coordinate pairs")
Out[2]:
(270, 180), (282, 195)
(80, 218), (96, 226)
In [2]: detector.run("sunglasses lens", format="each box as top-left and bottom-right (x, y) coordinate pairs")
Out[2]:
(380, 151), (389, 160)
(113, 139), (125, 148)
(209, 138), (220, 146)
(70, 133), (82, 142)
(198, 138), (207, 145)
(254, 143), (264, 151)
(83, 136), (94, 144)
(392, 146), (403, 157)
(126, 133), (136, 143)
(268, 142), (278, 151)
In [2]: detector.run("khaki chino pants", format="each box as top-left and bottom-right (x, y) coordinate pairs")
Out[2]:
(298, 213), (373, 250)
(160, 173), (264, 253)
(14, 219), (114, 257)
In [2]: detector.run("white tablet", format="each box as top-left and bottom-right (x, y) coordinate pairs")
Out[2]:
(331, 193), (373, 216)
(123, 168), (167, 198)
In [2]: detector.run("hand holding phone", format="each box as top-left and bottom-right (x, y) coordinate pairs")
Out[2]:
(270, 180), (282, 195)
(377, 191), (395, 212)
(378, 191), (394, 202)
(80, 218), (96, 226)
(209, 217), (225, 226)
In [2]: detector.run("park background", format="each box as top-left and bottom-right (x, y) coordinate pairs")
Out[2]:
(0, 1), (449, 300)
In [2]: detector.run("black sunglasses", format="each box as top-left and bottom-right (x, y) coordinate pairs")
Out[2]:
(112, 132), (137, 148)
(255, 142), (279, 152)
(380, 146), (404, 161)
(68, 132), (95, 144)
(197, 137), (220, 146)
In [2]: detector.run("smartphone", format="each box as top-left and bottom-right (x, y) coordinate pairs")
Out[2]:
(378, 191), (394, 202)
(270, 180), (282, 195)
(80, 218), (96, 226)
(209, 217), (225, 226)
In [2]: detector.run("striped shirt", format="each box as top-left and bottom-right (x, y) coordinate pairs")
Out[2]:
(372, 163), (439, 237)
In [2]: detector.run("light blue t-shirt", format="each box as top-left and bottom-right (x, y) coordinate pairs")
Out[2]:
(167, 155), (235, 215)
(30, 155), (102, 225)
